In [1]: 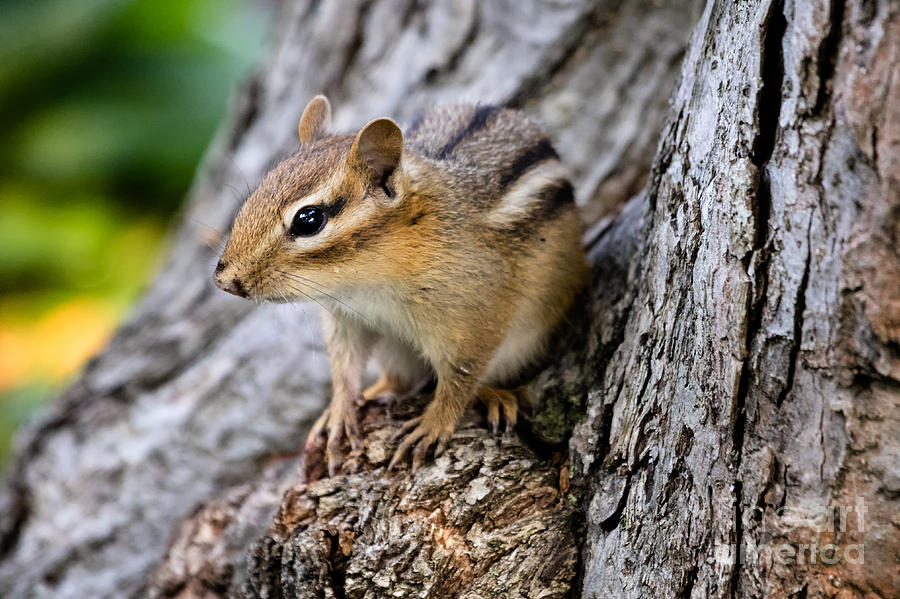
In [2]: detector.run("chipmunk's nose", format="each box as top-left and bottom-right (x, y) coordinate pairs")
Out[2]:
(214, 260), (248, 298)
(220, 278), (248, 298)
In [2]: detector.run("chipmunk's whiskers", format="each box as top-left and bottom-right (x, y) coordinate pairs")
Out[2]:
(272, 283), (324, 371)
(276, 270), (372, 326)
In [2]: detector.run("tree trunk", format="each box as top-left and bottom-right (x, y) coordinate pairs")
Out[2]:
(2, 0), (898, 598)
(575, 0), (900, 596)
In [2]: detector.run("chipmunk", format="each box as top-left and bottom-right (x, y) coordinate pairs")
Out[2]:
(215, 95), (586, 475)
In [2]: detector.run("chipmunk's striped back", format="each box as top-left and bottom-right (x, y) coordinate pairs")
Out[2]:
(405, 104), (575, 231)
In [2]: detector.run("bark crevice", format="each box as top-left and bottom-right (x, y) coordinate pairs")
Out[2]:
(775, 215), (813, 408)
(730, 4), (789, 595)
(812, 0), (846, 115)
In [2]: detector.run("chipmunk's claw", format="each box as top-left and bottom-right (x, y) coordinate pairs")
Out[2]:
(304, 409), (330, 453)
(389, 414), (453, 471)
(304, 404), (362, 478)
(477, 387), (518, 437)
(388, 416), (423, 470)
(391, 415), (423, 442)
(435, 438), (450, 458)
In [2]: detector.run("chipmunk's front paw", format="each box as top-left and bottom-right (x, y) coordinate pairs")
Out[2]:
(388, 411), (455, 472)
(304, 404), (362, 478)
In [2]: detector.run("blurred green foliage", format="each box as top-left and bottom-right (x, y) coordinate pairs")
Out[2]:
(0, 0), (270, 463)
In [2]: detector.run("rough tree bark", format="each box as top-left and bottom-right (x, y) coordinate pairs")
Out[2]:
(1, 0), (897, 598)
(575, 1), (900, 597)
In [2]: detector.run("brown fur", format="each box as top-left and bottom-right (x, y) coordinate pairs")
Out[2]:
(215, 96), (587, 474)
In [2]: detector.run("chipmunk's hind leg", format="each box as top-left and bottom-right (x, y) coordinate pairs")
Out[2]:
(363, 336), (431, 405)
(362, 372), (408, 403)
(476, 386), (521, 435)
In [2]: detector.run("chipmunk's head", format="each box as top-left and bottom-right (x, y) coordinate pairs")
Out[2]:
(215, 95), (415, 303)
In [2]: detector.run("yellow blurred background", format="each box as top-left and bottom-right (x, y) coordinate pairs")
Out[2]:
(0, 0), (272, 462)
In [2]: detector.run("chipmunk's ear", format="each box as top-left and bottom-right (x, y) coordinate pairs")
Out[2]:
(298, 95), (331, 143)
(349, 118), (403, 182)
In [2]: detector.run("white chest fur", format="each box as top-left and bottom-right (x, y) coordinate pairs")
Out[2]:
(329, 287), (420, 345)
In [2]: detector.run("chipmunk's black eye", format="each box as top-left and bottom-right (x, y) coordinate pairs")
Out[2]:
(290, 206), (326, 237)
